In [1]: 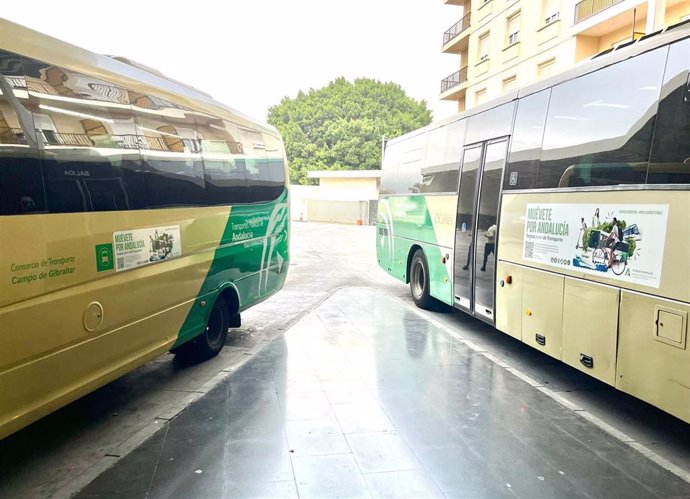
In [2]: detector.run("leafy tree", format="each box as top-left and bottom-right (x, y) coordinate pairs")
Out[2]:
(267, 78), (432, 184)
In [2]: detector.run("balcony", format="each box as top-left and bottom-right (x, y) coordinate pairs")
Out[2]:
(574, 0), (624, 24)
(443, 13), (471, 44)
(440, 66), (468, 101)
(442, 12), (471, 53)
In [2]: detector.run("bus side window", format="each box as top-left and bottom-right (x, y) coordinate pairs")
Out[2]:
(422, 120), (466, 193)
(261, 132), (287, 200)
(465, 101), (515, 146)
(504, 89), (550, 191)
(239, 127), (284, 203)
(130, 96), (205, 208)
(198, 118), (248, 205)
(648, 38), (690, 184)
(0, 50), (46, 215)
(20, 57), (142, 213)
(396, 132), (427, 194)
(380, 142), (401, 196)
(540, 46), (667, 188)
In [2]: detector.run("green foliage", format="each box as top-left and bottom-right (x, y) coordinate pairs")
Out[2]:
(601, 219), (628, 234)
(267, 78), (432, 184)
(582, 227), (593, 249)
(626, 238), (636, 257)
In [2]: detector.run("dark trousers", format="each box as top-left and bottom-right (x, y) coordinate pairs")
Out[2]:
(482, 243), (495, 269)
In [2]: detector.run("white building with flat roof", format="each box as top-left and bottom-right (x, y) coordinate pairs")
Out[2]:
(292, 170), (381, 225)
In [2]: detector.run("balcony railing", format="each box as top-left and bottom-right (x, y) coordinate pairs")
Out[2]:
(4, 76), (26, 89)
(26, 79), (60, 95)
(1, 129), (243, 156)
(440, 66), (468, 93)
(574, 0), (624, 24)
(443, 12), (471, 45)
(1, 127), (26, 145)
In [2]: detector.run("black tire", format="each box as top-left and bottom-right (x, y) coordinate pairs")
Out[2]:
(611, 256), (626, 275)
(410, 249), (435, 310)
(175, 298), (229, 360)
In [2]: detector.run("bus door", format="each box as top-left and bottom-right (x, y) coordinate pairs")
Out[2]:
(453, 138), (508, 322)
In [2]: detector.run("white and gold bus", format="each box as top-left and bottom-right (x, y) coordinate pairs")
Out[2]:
(0, 19), (289, 439)
(378, 20), (690, 423)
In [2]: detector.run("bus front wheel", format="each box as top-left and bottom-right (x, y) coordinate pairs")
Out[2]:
(410, 249), (434, 310)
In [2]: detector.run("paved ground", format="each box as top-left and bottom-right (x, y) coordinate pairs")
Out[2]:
(0, 222), (688, 498)
(78, 287), (690, 498)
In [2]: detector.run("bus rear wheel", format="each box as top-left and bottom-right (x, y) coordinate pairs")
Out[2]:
(410, 249), (435, 310)
(176, 298), (230, 360)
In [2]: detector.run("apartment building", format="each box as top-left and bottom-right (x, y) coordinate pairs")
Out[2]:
(440, 0), (690, 112)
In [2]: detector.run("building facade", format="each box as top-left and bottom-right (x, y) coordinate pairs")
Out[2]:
(290, 171), (381, 225)
(440, 0), (690, 112)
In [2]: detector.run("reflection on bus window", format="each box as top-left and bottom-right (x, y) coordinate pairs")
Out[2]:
(380, 142), (401, 196)
(395, 132), (427, 194)
(1, 53), (288, 216)
(131, 96), (205, 208)
(21, 56), (140, 212)
(540, 47), (666, 188)
(261, 132), (287, 200)
(505, 89), (550, 190)
(0, 50), (46, 215)
(465, 102), (514, 145)
(199, 118), (247, 205)
(649, 38), (690, 184)
(421, 120), (466, 193)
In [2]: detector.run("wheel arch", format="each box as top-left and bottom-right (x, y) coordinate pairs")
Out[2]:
(216, 282), (240, 316)
(217, 283), (242, 328)
(406, 244), (423, 284)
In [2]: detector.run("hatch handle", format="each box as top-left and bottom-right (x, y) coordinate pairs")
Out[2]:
(579, 353), (594, 369)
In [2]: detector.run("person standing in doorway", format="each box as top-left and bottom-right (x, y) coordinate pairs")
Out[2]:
(480, 224), (496, 272)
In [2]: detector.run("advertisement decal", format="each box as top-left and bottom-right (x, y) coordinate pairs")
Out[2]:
(522, 203), (668, 288)
(113, 226), (182, 272)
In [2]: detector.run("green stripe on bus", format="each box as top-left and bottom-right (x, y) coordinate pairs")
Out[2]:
(175, 189), (289, 346)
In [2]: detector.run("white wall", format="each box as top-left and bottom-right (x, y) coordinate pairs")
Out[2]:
(289, 184), (319, 221)
(318, 177), (379, 201)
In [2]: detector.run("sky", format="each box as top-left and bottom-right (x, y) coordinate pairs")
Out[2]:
(3, 1), (459, 125)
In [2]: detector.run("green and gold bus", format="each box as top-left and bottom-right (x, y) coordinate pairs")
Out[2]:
(378, 20), (690, 423)
(0, 19), (289, 439)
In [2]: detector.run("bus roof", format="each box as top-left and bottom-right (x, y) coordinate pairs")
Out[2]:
(385, 18), (690, 148)
(0, 17), (279, 137)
